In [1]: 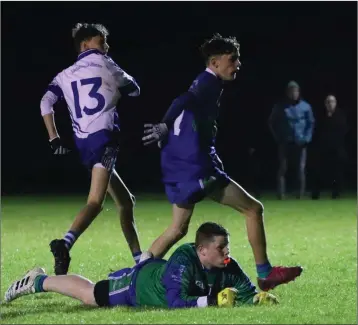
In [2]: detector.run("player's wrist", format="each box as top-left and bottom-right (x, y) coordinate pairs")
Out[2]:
(197, 296), (208, 307)
(162, 123), (168, 134)
(207, 293), (218, 306)
(158, 122), (168, 133)
(49, 136), (60, 142)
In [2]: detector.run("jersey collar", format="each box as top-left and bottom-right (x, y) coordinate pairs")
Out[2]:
(77, 49), (103, 61)
(205, 67), (217, 77)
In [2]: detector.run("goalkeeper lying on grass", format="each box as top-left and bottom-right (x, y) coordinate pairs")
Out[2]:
(5, 222), (281, 308)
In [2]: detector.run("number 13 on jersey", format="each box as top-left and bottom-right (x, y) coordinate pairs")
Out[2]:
(71, 77), (105, 119)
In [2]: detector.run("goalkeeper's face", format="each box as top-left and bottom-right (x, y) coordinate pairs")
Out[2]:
(200, 235), (230, 269)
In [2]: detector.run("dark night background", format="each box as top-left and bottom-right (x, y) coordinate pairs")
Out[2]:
(2, 1), (357, 195)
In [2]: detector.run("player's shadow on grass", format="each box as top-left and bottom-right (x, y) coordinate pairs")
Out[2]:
(1, 302), (173, 320)
(1, 303), (100, 320)
(111, 306), (177, 313)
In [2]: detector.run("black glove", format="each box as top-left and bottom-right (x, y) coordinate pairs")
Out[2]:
(50, 137), (71, 155)
(142, 123), (168, 146)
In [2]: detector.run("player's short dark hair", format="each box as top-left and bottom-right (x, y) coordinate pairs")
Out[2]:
(72, 23), (109, 53)
(195, 222), (229, 247)
(200, 33), (240, 64)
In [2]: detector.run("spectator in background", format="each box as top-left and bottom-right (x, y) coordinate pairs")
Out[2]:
(311, 95), (348, 199)
(268, 81), (315, 199)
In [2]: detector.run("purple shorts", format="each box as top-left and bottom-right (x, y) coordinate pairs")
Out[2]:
(165, 170), (230, 205)
(74, 129), (120, 171)
(94, 267), (134, 308)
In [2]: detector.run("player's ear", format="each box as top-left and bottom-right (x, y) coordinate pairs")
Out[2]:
(209, 56), (219, 69)
(82, 39), (91, 51)
(197, 244), (206, 257)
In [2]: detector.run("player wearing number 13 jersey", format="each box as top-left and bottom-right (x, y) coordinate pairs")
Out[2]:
(40, 23), (143, 275)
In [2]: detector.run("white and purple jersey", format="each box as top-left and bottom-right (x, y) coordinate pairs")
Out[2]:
(40, 49), (140, 139)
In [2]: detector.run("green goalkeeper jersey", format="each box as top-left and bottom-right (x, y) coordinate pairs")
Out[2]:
(135, 243), (257, 308)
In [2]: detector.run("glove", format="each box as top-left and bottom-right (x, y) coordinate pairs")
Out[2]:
(253, 292), (279, 305)
(50, 137), (71, 155)
(142, 123), (168, 146)
(217, 288), (238, 308)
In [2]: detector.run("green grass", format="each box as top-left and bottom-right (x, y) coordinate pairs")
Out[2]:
(1, 195), (357, 324)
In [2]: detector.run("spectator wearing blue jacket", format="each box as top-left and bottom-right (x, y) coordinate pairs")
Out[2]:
(268, 81), (315, 199)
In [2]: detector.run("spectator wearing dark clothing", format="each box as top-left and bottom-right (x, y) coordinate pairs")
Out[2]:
(268, 81), (315, 199)
(311, 95), (349, 199)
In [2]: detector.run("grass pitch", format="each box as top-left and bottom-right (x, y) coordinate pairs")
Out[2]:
(1, 194), (356, 324)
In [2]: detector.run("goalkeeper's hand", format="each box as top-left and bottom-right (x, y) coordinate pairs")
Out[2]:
(49, 137), (71, 155)
(142, 123), (168, 146)
(208, 288), (238, 308)
(253, 292), (279, 305)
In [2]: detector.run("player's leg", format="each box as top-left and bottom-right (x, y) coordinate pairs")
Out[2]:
(107, 169), (142, 263)
(41, 274), (134, 308)
(209, 178), (302, 291)
(277, 144), (288, 199)
(68, 166), (110, 235)
(147, 203), (195, 259)
(43, 275), (98, 306)
(209, 179), (268, 266)
(50, 165), (112, 275)
(4, 267), (97, 306)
